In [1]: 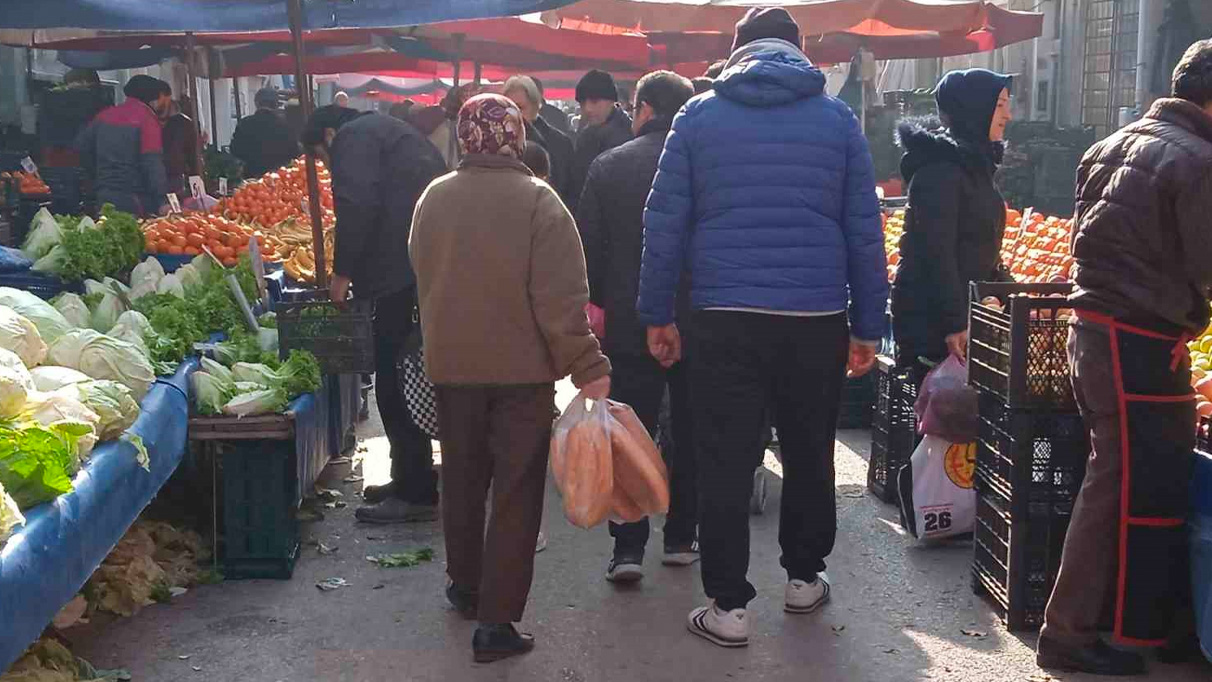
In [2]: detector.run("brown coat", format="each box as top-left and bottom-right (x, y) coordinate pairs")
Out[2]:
(409, 153), (610, 387)
(1071, 98), (1212, 333)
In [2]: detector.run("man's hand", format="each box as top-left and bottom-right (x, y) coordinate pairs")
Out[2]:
(578, 374), (611, 400)
(329, 274), (351, 304)
(946, 330), (969, 361)
(647, 324), (682, 368)
(847, 340), (877, 378)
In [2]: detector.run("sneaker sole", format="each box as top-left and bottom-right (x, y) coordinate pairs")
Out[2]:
(662, 553), (700, 567)
(687, 611), (748, 648)
(606, 564), (644, 583)
(784, 581), (830, 614)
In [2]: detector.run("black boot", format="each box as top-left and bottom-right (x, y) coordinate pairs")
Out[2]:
(473, 624), (535, 663)
(1036, 637), (1146, 676)
(446, 583), (478, 620)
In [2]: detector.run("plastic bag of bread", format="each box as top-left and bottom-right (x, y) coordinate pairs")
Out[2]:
(550, 392), (614, 528)
(607, 400), (669, 515)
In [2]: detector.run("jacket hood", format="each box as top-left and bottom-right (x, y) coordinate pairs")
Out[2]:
(715, 39), (825, 107)
(896, 117), (996, 182)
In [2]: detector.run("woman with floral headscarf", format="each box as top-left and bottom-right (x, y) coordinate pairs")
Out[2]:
(409, 94), (611, 663)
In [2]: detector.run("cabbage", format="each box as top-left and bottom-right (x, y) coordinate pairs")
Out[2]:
(0, 367), (30, 418)
(89, 293), (127, 333)
(113, 310), (153, 338)
(193, 371), (234, 416)
(30, 365), (90, 392)
(191, 253), (215, 275)
(47, 330), (155, 400)
(77, 216), (97, 230)
(200, 357), (234, 385)
(129, 257), (165, 302)
(175, 263), (202, 291)
(0, 480), (24, 545)
(234, 381), (263, 393)
(0, 288), (73, 344)
(222, 388), (287, 417)
(0, 306), (47, 367)
(232, 362), (276, 387)
(60, 380), (139, 441)
(83, 279), (108, 297)
(257, 327), (279, 353)
(23, 392), (100, 459)
(31, 244), (68, 274)
(51, 293), (91, 330)
(109, 325), (149, 359)
(156, 273), (185, 299)
(103, 277), (131, 298)
(21, 208), (62, 260)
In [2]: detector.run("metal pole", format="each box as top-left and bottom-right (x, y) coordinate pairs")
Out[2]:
(288, 0), (328, 290)
(233, 77), (243, 119)
(185, 32), (205, 181)
(207, 49), (219, 150)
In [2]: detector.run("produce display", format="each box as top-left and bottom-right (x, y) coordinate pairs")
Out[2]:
(1188, 316), (1212, 427)
(2, 170), (50, 196)
(21, 205), (144, 282)
(190, 349), (321, 417)
(141, 213), (272, 267)
(881, 206), (1074, 284)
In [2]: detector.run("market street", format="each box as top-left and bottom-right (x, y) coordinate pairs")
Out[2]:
(64, 387), (1210, 682)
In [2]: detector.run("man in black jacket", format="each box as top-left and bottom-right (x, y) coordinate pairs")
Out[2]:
(302, 105), (448, 524)
(230, 88), (298, 180)
(577, 71), (697, 583)
(503, 75), (575, 203)
(568, 69), (633, 213)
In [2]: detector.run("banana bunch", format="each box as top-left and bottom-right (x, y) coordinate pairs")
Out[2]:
(274, 218), (316, 246)
(283, 247), (316, 283)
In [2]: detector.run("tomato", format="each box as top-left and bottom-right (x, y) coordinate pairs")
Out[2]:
(186, 233), (206, 247)
(170, 234), (187, 247)
(167, 245), (184, 256)
(222, 256), (238, 268)
(184, 246), (201, 256)
(145, 240), (159, 254)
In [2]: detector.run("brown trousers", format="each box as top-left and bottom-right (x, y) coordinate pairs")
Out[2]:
(1041, 323), (1121, 645)
(435, 383), (554, 624)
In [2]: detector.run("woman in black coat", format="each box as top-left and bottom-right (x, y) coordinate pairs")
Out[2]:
(891, 69), (1014, 372)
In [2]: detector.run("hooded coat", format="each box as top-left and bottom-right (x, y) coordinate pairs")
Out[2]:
(636, 39), (886, 342)
(891, 69), (1012, 362)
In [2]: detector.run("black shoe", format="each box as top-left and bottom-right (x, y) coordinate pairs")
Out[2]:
(362, 481), (398, 504)
(473, 624), (535, 663)
(1157, 635), (1200, 664)
(446, 583), (478, 620)
(354, 498), (439, 524)
(605, 553), (644, 584)
(1036, 637), (1146, 676)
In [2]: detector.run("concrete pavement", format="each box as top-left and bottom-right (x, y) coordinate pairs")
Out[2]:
(66, 389), (1210, 682)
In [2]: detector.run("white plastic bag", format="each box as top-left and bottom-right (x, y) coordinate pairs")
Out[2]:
(550, 392), (614, 529)
(898, 435), (976, 542)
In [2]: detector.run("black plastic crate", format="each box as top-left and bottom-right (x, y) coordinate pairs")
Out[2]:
(276, 293), (374, 374)
(968, 282), (1076, 410)
(973, 469), (1076, 631)
(975, 390), (1088, 510)
(868, 356), (921, 503)
(838, 371), (876, 429)
(0, 271), (83, 300)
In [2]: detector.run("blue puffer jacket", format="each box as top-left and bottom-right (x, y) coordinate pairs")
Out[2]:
(637, 41), (888, 342)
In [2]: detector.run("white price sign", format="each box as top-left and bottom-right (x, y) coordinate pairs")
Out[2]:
(19, 157), (37, 174)
(166, 193), (182, 214)
(218, 177), (228, 196)
(187, 175), (206, 201)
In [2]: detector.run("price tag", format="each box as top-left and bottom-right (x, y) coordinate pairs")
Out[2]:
(299, 197), (309, 214)
(187, 175), (206, 201)
(19, 157), (37, 174)
(166, 193), (182, 214)
(248, 238), (268, 305)
(218, 177), (228, 196)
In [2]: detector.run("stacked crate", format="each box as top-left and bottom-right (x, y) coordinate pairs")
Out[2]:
(968, 282), (1089, 630)
(838, 372), (877, 429)
(868, 355), (921, 503)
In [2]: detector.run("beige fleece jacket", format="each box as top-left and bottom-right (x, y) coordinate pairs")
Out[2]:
(409, 153), (610, 387)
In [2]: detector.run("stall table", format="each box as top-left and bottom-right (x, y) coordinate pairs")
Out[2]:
(0, 359), (197, 671)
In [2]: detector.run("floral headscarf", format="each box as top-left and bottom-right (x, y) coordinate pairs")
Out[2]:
(457, 93), (526, 160)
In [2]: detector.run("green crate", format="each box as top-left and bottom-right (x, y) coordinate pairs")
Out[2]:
(219, 438), (299, 579)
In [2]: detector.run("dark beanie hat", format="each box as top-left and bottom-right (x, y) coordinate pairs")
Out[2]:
(732, 7), (801, 52)
(576, 69), (619, 104)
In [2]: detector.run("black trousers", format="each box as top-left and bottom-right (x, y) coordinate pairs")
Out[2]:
(691, 311), (849, 611)
(373, 287), (438, 503)
(607, 352), (698, 554)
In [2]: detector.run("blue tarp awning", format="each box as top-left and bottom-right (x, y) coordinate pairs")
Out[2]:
(0, 0), (580, 31)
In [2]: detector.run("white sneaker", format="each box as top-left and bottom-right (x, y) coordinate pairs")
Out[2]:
(687, 603), (749, 648)
(785, 573), (831, 614)
(535, 531), (547, 554)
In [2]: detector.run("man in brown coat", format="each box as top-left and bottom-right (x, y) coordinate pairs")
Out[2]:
(1038, 39), (1212, 676)
(409, 94), (610, 664)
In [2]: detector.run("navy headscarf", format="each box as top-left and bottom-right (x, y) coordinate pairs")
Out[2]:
(935, 68), (1012, 165)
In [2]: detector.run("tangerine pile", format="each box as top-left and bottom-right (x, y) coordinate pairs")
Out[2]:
(214, 157), (334, 228)
(2, 170), (50, 196)
(142, 213), (272, 267)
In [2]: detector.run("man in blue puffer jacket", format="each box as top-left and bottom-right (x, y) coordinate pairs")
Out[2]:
(637, 7), (887, 648)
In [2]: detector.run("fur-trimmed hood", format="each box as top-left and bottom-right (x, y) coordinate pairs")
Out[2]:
(896, 116), (998, 183)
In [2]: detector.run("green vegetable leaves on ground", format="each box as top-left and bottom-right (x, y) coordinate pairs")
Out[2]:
(365, 548), (434, 568)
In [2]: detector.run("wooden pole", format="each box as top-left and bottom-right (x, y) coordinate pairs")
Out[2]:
(287, 0), (328, 290)
(184, 32), (204, 183)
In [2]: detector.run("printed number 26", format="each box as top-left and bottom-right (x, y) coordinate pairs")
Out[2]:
(924, 511), (952, 533)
